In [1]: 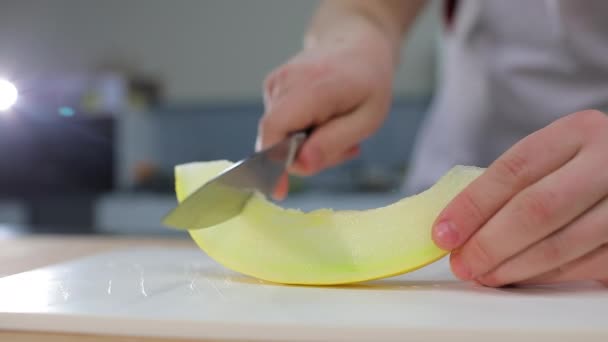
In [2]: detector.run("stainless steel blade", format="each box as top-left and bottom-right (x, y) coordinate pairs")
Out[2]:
(162, 132), (306, 230)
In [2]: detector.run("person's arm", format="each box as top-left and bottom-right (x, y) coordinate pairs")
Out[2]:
(258, 1), (427, 199)
(305, 1), (427, 58)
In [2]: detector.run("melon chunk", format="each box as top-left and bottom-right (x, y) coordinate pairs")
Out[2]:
(175, 161), (483, 285)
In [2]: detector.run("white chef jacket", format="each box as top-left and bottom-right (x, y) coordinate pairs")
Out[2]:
(405, 0), (608, 194)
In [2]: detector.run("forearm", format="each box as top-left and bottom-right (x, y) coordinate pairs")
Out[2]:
(305, 0), (427, 61)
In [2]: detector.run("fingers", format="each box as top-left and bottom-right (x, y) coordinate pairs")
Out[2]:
(451, 148), (608, 281)
(292, 107), (375, 175)
(433, 114), (585, 252)
(271, 145), (359, 201)
(299, 144), (360, 172)
(259, 77), (367, 173)
(258, 68), (366, 151)
(475, 195), (608, 287)
(272, 173), (290, 201)
(516, 244), (608, 285)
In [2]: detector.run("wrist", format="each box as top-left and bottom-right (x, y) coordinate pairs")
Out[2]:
(304, 17), (400, 68)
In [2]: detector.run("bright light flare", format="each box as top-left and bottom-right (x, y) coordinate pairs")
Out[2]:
(0, 79), (18, 112)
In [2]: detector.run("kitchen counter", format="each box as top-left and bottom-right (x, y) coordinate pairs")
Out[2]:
(1, 234), (606, 342)
(0, 234), (196, 341)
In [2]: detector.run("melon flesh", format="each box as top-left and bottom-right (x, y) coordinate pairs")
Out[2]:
(175, 161), (483, 285)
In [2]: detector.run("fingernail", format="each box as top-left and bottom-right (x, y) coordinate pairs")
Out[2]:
(255, 136), (262, 152)
(450, 251), (472, 280)
(272, 174), (289, 201)
(434, 220), (460, 249)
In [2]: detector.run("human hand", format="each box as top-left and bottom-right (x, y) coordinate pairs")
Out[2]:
(256, 25), (396, 199)
(432, 110), (608, 287)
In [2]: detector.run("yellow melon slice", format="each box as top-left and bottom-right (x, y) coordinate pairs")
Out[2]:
(175, 161), (483, 285)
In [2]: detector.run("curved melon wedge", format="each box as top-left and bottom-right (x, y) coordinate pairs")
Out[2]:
(175, 161), (483, 285)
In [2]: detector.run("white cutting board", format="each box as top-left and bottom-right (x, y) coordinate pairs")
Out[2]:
(0, 247), (606, 341)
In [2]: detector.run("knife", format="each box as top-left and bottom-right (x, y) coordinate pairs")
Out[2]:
(162, 132), (307, 230)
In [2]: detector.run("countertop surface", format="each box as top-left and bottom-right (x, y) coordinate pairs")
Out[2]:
(1, 234), (607, 342)
(0, 234), (194, 341)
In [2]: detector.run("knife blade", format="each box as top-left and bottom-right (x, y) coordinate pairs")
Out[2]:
(162, 132), (307, 230)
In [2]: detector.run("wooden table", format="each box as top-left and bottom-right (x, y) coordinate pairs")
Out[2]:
(0, 234), (212, 341)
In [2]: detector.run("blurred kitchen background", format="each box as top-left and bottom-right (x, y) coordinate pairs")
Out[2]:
(0, 0), (442, 237)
